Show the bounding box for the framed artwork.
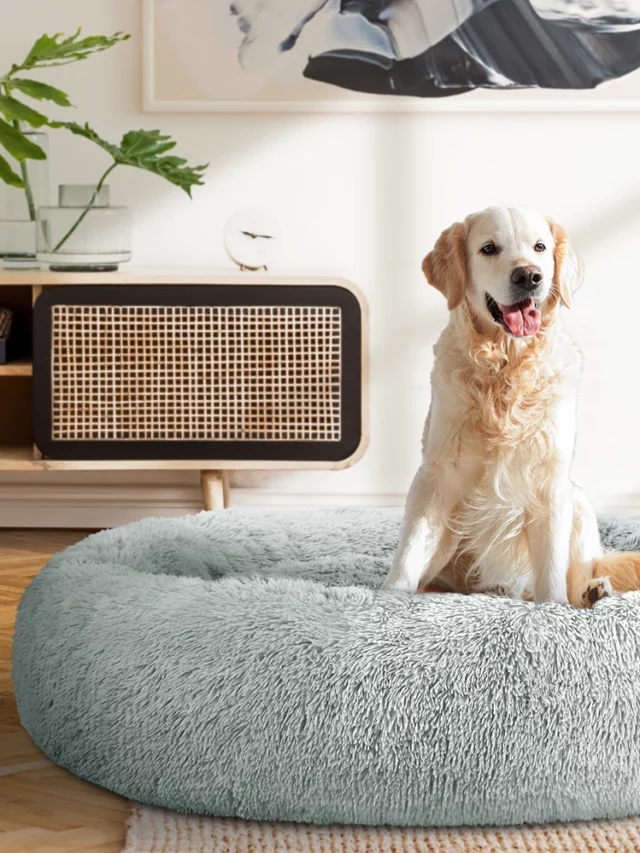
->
[143,0,640,112]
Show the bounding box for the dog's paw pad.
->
[484,585,509,598]
[581,577,613,608]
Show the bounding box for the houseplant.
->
[0,30,206,268]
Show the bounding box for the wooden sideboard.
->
[0,269,369,509]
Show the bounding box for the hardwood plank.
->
[0,585,22,602]
[0,730,46,766]
[10,771,129,815]
[0,792,125,832]
[0,760,52,776]
[0,530,128,852]
[0,605,16,630]
[0,826,124,853]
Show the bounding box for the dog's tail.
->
[592,552,640,593]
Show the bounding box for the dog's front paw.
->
[483,585,510,598]
[581,577,613,608]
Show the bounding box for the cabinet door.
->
[33,284,364,463]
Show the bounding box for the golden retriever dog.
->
[381,205,640,607]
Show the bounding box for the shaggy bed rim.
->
[12,508,640,828]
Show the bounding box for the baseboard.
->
[0,483,405,528]
[596,498,640,518]
[1,483,638,529]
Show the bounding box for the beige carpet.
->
[124,805,640,852]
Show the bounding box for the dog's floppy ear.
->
[422,221,467,311]
[546,218,584,310]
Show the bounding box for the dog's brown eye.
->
[534,242,546,252]
[481,243,497,255]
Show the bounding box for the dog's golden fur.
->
[383,206,640,606]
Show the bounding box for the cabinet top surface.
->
[0,268,355,287]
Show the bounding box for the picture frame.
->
[142,0,640,114]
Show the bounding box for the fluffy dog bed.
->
[12,509,640,827]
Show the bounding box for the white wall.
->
[3,0,640,525]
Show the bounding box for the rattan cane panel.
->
[51,304,342,442]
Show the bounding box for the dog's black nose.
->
[511,266,543,291]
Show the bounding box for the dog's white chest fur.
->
[422,319,582,589]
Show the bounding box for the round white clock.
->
[223,208,282,271]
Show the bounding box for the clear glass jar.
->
[37,184,132,271]
[0,131,49,268]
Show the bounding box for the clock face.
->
[223,208,281,270]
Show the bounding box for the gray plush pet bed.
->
[12,509,640,827]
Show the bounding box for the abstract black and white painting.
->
[145,0,640,110]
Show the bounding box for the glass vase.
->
[0,131,49,268]
[37,184,132,272]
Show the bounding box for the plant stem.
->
[52,161,117,252]
[18,158,36,220]
[3,83,36,221]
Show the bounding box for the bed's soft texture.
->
[12,509,640,827]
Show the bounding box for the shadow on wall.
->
[369,114,443,495]
[574,190,640,249]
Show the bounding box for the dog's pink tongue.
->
[499,297,541,337]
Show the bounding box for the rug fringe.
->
[123,804,640,853]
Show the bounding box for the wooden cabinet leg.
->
[222,472,231,508]
[201,470,230,511]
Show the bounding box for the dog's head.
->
[423,206,583,338]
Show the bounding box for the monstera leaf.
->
[0,30,129,190]
[0,27,207,226]
[16,29,129,71]
[8,79,72,107]
[0,94,48,128]
[60,123,207,196]
[0,153,24,187]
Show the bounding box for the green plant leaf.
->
[119,129,178,159]
[61,123,207,196]
[0,152,25,187]
[0,29,127,195]
[0,94,48,127]
[17,29,130,70]
[0,118,47,161]
[9,78,72,107]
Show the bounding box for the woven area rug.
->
[124,805,640,852]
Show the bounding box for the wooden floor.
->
[0,530,129,853]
